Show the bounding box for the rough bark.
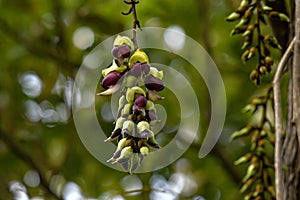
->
[282,0,300,199]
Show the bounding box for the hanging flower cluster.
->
[98,35,165,173]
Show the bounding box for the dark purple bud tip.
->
[145,75,164,91]
[131,62,150,77]
[108,128,122,141]
[134,95,148,108]
[141,62,150,74]
[111,46,119,58]
[118,45,131,58]
[101,71,122,89]
[131,63,142,76]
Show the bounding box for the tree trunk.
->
[282,0,300,199]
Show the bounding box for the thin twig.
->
[272,36,296,200]
[0,128,63,200]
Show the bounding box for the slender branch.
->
[272,36,296,200]
[0,128,63,200]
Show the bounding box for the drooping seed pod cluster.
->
[98,35,165,174]
[226,0,289,85]
[231,87,275,199]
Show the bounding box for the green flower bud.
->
[112,117,126,131]
[241,41,250,50]
[117,138,127,151]
[145,100,155,111]
[235,19,248,30]
[279,13,290,22]
[241,50,250,62]
[240,178,254,193]
[234,153,252,165]
[106,137,127,162]
[240,0,249,8]
[231,125,253,140]
[242,29,251,37]
[137,121,150,133]
[122,120,135,134]
[102,60,127,77]
[113,35,134,50]
[263,5,273,11]
[226,12,241,22]
[260,130,267,137]
[242,104,256,113]
[231,25,247,36]
[249,69,258,81]
[244,193,253,200]
[242,164,257,182]
[126,88,135,103]
[112,146,133,164]
[129,49,149,68]
[264,56,274,67]
[149,67,164,80]
[264,35,282,50]
[247,47,256,59]
[97,84,120,96]
[118,95,126,110]
[251,129,260,144]
[138,146,148,165]
[147,135,161,148]
[253,183,264,197]
[259,66,268,75]
[270,11,290,22]
[140,146,149,156]
[125,86,146,102]
[144,130,160,148]
[121,103,132,117]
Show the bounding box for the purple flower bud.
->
[131,62,150,76]
[111,46,119,58]
[131,63,142,76]
[145,74,164,91]
[101,71,122,89]
[147,90,164,101]
[134,95,148,108]
[139,130,151,139]
[104,128,122,142]
[146,110,158,121]
[118,45,131,58]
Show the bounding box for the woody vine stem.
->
[122,0,141,49]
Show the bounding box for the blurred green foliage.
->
[0,0,280,199]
